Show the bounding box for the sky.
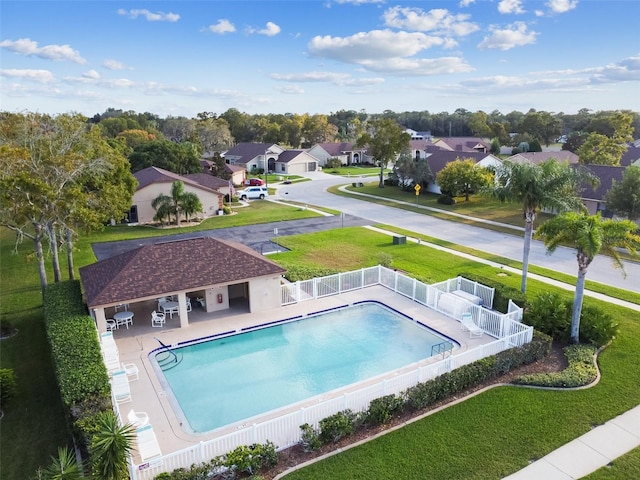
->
[1,0,639,118]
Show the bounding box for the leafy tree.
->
[90,412,136,480]
[391,151,416,190]
[159,116,196,143]
[115,129,156,151]
[436,159,493,201]
[302,114,337,146]
[129,139,201,174]
[196,116,233,152]
[355,118,411,188]
[604,165,640,220]
[0,112,136,292]
[520,110,562,146]
[562,131,588,153]
[468,111,492,137]
[152,181,203,226]
[414,158,434,189]
[490,138,501,155]
[577,112,634,165]
[535,212,640,343]
[486,159,596,293]
[528,139,542,152]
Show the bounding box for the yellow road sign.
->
[414,184,421,195]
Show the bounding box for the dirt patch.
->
[260,343,568,479]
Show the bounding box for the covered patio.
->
[79,236,286,334]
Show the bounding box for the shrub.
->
[514,344,598,388]
[0,368,18,406]
[524,293,618,346]
[299,423,321,452]
[224,441,278,476]
[437,194,455,205]
[365,394,404,427]
[326,158,342,169]
[319,410,356,444]
[524,291,570,340]
[406,331,551,410]
[281,264,339,282]
[377,252,393,268]
[384,177,398,186]
[223,205,231,215]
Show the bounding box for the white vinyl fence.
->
[128,266,531,479]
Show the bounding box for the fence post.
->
[361,267,365,289]
[199,440,205,463]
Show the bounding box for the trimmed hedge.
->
[299,331,552,451]
[0,368,18,406]
[43,280,111,452]
[457,272,527,313]
[513,344,598,388]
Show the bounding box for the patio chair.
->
[103,350,121,374]
[461,313,483,338]
[151,311,166,328]
[186,297,192,312]
[106,319,117,332]
[111,369,132,404]
[123,362,139,381]
[136,424,162,462]
[127,409,149,428]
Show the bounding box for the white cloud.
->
[382,6,480,36]
[247,22,281,36]
[459,0,475,6]
[82,69,100,79]
[547,0,579,14]
[360,56,474,76]
[589,55,640,83]
[0,68,56,83]
[332,0,385,5]
[0,38,86,64]
[271,71,385,86]
[207,19,236,34]
[477,22,538,50]
[498,0,525,14]
[117,9,180,22]
[103,59,128,71]
[277,85,305,94]
[309,30,452,63]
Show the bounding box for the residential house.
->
[273,150,318,175]
[507,151,579,165]
[307,142,366,167]
[403,128,432,141]
[408,139,436,161]
[222,143,284,173]
[621,145,640,167]
[130,167,225,224]
[433,137,490,154]
[424,150,502,194]
[200,157,246,186]
[576,164,626,215]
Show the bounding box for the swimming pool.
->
[152,301,457,434]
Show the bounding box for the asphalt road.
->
[93,171,640,295]
[277,172,640,294]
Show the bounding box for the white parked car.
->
[237,186,269,200]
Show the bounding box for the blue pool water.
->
[153,302,455,434]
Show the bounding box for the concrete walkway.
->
[504,406,640,479]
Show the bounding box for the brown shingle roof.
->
[79,237,286,308]
[134,166,223,196]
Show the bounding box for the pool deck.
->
[109,285,496,463]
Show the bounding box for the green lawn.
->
[272,228,640,479]
[323,166,387,177]
[2,194,639,479]
[0,200,321,479]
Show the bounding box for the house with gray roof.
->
[306,142,367,167]
[222,143,284,173]
[433,137,490,154]
[131,167,225,224]
[273,150,318,175]
[80,236,287,333]
[576,164,626,216]
[507,151,579,165]
[424,151,502,194]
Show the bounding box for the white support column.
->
[95,308,108,334]
[177,292,189,328]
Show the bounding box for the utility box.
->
[393,236,406,245]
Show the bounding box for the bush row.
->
[0,368,18,407]
[523,291,618,346]
[513,344,598,388]
[280,264,340,283]
[43,280,111,451]
[154,441,278,479]
[300,331,552,451]
[456,272,527,313]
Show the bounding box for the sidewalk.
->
[503,405,640,479]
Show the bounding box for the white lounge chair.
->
[127,409,149,428]
[151,311,166,328]
[461,313,483,338]
[136,425,162,462]
[123,362,139,381]
[111,370,132,404]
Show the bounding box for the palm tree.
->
[535,212,640,343]
[90,411,136,480]
[151,180,202,226]
[38,446,85,480]
[487,159,595,293]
